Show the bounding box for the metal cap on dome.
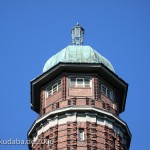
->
[71,23,84,45]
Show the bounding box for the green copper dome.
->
[43,23,114,73]
[43,45,115,73]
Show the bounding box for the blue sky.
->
[0,0,150,149]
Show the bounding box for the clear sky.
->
[0,0,150,149]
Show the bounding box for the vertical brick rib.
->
[49,125,58,150]
[40,90,44,117]
[67,122,77,150]
[86,122,97,150]
[94,75,99,100]
[62,73,67,100]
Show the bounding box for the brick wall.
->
[39,74,118,116]
[32,122,127,150]
[68,88,92,97]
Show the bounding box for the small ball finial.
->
[76,22,79,26]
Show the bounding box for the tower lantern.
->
[28,24,131,150]
[71,22,84,45]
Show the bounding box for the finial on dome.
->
[71,23,84,45]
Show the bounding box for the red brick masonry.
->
[32,122,127,150]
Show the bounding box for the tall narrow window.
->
[79,128,84,141]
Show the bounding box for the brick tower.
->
[28,23,131,150]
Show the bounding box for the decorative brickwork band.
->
[29,110,131,150]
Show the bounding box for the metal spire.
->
[71,23,84,45]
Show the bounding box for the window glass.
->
[53,84,57,94]
[107,88,112,99]
[101,85,107,95]
[48,90,52,97]
[70,77,91,88]
[46,80,61,98]
[58,81,61,90]
[100,83,113,100]
[70,78,76,87]
[79,128,84,141]
[77,78,84,87]
[84,78,90,87]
